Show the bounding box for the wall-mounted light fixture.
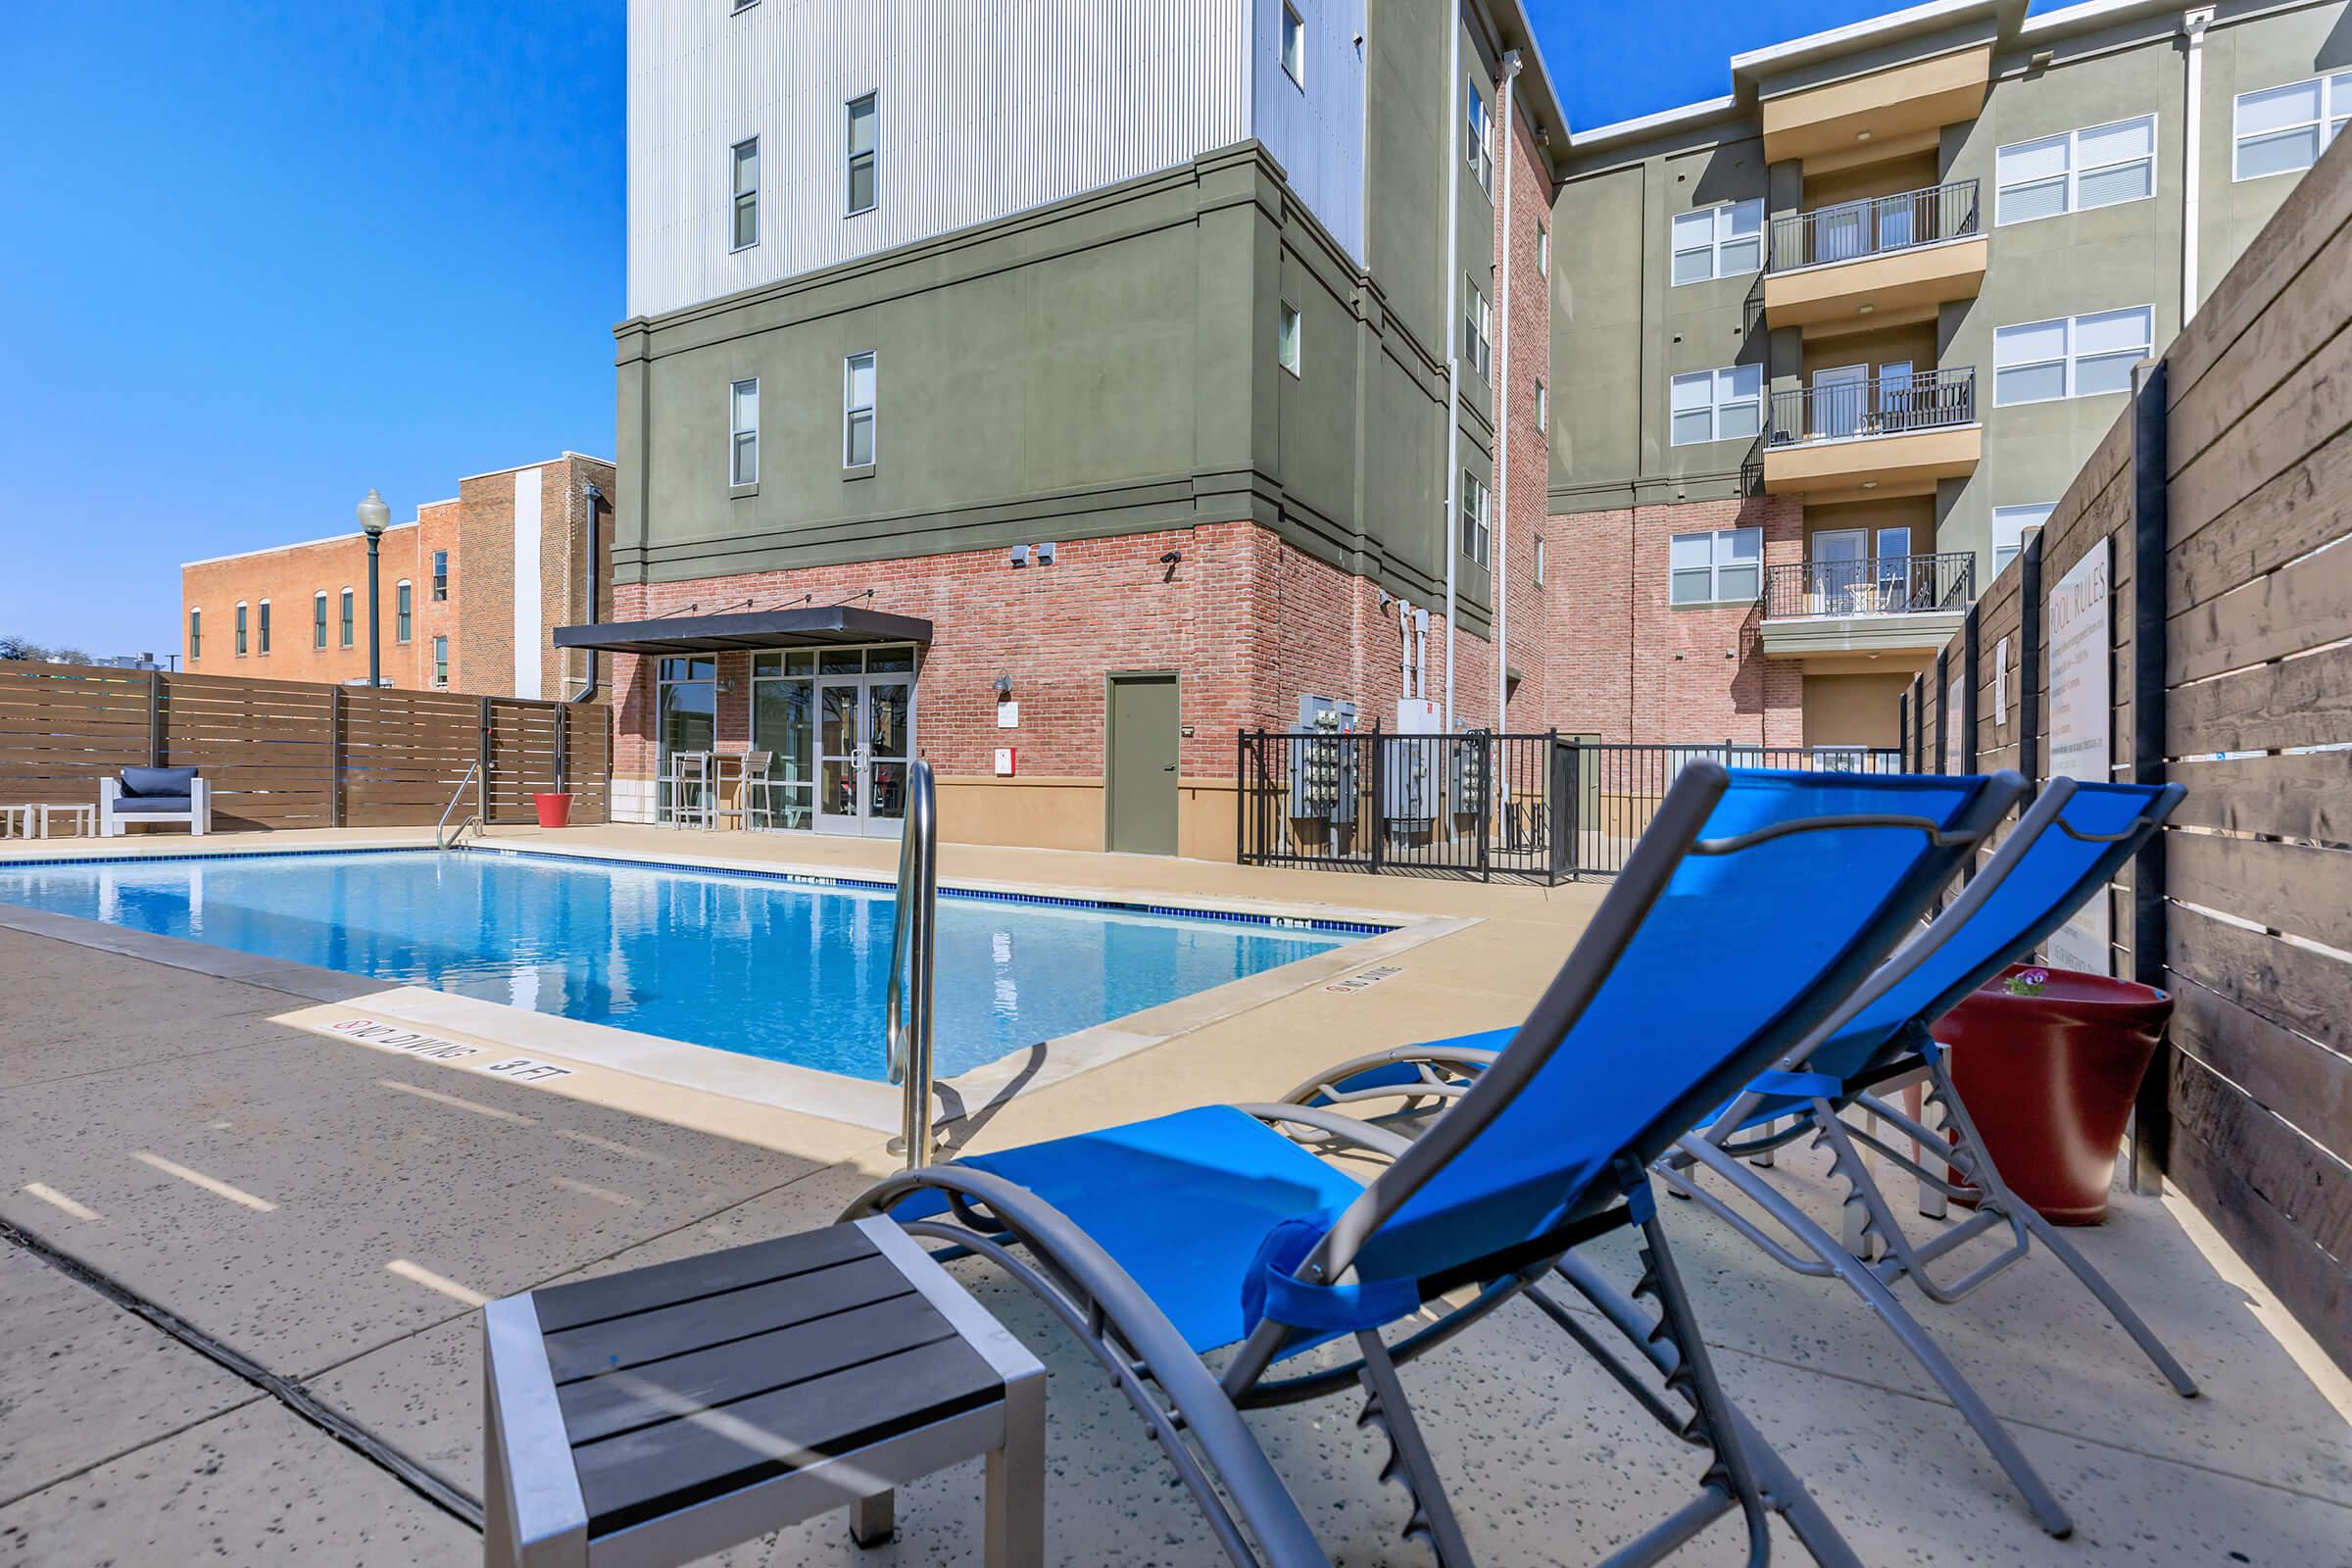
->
[1009,545,1030,567]
[1159,550,1181,583]
[994,673,1012,699]
[1036,541,1056,565]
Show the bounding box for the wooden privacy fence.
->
[0,662,611,832]
[1905,135,2352,1371]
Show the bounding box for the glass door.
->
[1810,528,1869,614]
[863,675,912,837]
[1812,365,1868,440]
[815,678,864,835]
[1876,525,1916,611]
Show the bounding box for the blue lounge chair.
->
[847,762,2024,1566]
[1297,777,2192,1540]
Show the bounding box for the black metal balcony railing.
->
[1768,367,1976,446]
[1763,552,1977,619]
[1767,179,1981,273]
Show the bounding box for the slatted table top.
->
[525,1221,1011,1541]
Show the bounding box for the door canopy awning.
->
[552,605,933,657]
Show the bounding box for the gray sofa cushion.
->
[121,766,197,798]
[114,795,195,814]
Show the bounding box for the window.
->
[729,137,760,251]
[1994,115,2155,224]
[235,602,248,656]
[846,92,878,215]
[1279,2,1304,87]
[1277,301,1301,376]
[1536,220,1549,277]
[432,636,449,687]
[1462,277,1492,380]
[1670,526,1762,606]
[1533,377,1547,430]
[844,351,876,466]
[1459,471,1491,565]
[1669,364,1762,445]
[1992,505,2052,573]
[1993,306,2152,405]
[1466,76,1493,194]
[339,588,354,647]
[257,599,271,655]
[188,609,201,662]
[729,377,759,484]
[396,580,413,643]
[313,592,327,650]
[2234,74,2352,180]
[1534,536,1545,586]
[1670,200,1763,284]
[432,549,448,601]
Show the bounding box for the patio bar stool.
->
[715,751,774,832]
[482,1217,1046,1568]
[666,751,715,830]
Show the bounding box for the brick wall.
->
[1496,98,1553,736]
[181,453,612,701]
[1539,493,1805,745]
[612,518,1471,785]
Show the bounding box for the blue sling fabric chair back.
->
[1336,769,2005,1296]
[1790,778,2182,1093]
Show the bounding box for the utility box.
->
[1384,700,1444,838]
[1290,696,1358,826]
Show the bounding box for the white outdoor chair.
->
[99,767,211,837]
[667,751,715,830]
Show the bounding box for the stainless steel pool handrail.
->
[436,760,482,850]
[884,759,940,1169]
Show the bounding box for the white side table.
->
[35,804,98,839]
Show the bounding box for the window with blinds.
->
[1995,115,2154,225]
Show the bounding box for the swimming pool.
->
[0,850,1369,1081]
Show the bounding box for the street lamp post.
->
[357,489,390,688]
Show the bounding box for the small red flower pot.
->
[1933,963,2173,1224]
[533,792,575,829]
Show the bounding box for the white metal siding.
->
[629,0,1274,319]
[1250,0,1366,262]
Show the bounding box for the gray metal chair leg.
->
[1356,1331,1476,1567]
[1681,1139,2076,1538]
[2012,1200,2199,1396]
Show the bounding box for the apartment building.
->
[573,0,1564,851]
[1544,0,2348,751]
[182,453,615,700]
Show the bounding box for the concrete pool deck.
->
[1,824,2348,1564]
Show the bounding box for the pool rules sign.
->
[2045,538,2113,974]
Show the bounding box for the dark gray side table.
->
[483,1216,1045,1567]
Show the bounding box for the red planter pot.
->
[533,792,575,829]
[1932,964,2173,1225]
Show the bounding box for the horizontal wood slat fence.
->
[0,663,610,832]
[1905,135,2352,1372]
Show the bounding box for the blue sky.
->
[0,3,2054,657]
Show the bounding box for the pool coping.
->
[0,840,1473,1134]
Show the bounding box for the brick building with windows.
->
[566,0,1567,853]
[181,453,614,701]
[1545,0,2350,752]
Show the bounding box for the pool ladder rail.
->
[884,759,940,1169]
[436,760,483,850]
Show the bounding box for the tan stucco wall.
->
[1803,670,1913,748]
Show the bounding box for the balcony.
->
[1764,180,1986,332]
[1761,367,1981,500]
[1759,551,1975,659]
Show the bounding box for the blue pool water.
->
[0,851,1364,1081]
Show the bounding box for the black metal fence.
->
[1767,178,1980,272]
[1762,550,1976,620]
[1237,733,1905,882]
[1237,730,1572,881]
